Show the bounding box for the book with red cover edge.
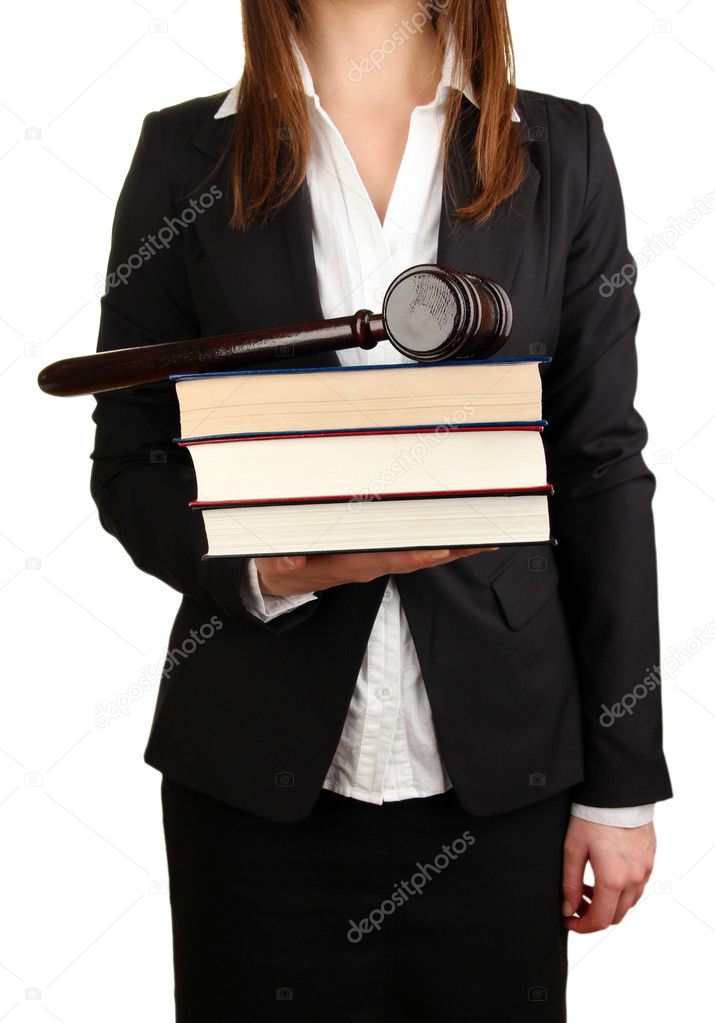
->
[190,485,555,510]
[178,423,545,447]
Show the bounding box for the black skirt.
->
[161,777,572,1022]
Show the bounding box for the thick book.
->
[173,357,553,556]
[192,488,554,558]
[172,357,549,439]
[179,424,548,504]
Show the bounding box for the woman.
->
[90,1,672,1019]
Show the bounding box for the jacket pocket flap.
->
[490,549,560,631]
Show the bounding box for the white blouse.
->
[215,36,653,828]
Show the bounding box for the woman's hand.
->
[254,547,498,597]
[561,817,656,933]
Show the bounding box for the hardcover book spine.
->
[178,423,545,447]
[190,485,555,510]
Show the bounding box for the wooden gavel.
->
[38,264,513,397]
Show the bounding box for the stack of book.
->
[172,357,554,558]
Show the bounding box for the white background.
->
[1,0,714,1019]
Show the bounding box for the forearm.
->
[91,435,254,623]
[550,479,670,806]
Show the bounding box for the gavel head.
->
[381,264,512,362]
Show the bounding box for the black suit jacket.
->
[90,87,673,822]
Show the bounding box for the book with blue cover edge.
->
[201,538,557,560]
[170,355,552,382]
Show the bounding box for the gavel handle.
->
[38,310,385,397]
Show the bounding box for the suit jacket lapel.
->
[437,94,541,295]
[191,110,339,368]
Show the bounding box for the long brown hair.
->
[227,0,525,231]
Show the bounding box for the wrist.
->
[255,563,278,597]
[256,558,314,599]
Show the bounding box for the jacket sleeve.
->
[89,110,323,632]
[542,103,673,807]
